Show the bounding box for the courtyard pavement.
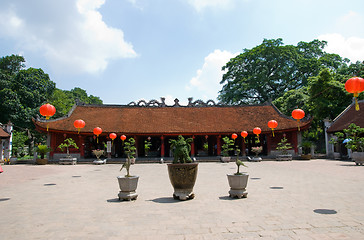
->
[0,159,363,240]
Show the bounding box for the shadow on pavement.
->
[148,197,180,203]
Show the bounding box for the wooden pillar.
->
[292,131,298,154]
[134,135,138,157]
[79,135,85,158]
[216,135,221,156]
[50,132,56,159]
[242,139,246,156]
[191,135,195,157]
[266,133,271,155]
[160,135,165,157]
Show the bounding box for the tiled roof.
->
[0,128,10,138]
[327,100,364,133]
[33,102,311,135]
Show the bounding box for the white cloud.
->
[186,49,238,100]
[187,0,235,12]
[0,0,137,74]
[318,33,364,62]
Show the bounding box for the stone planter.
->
[276,154,292,161]
[352,152,364,166]
[221,156,231,163]
[300,154,311,160]
[167,163,198,200]
[93,159,107,165]
[117,176,139,201]
[10,157,18,164]
[250,156,262,162]
[36,158,48,165]
[227,173,249,198]
[59,157,77,165]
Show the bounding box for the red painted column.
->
[217,135,221,156]
[191,135,195,157]
[79,135,85,158]
[266,134,271,155]
[242,139,246,156]
[292,131,298,154]
[160,135,165,157]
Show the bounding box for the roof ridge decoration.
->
[127,97,222,107]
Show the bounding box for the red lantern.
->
[93,127,102,143]
[231,133,238,140]
[39,103,56,131]
[109,133,117,140]
[292,109,305,131]
[241,131,248,143]
[109,133,117,146]
[73,119,85,134]
[345,77,364,111]
[253,127,261,143]
[120,135,126,141]
[268,120,278,137]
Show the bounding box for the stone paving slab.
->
[0,159,363,240]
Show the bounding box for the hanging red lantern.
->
[241,131,248,143]
[292,109,305,131]
[109,133,117,146]
[268,120,278,137]
[253,127,261,143]
[345,77,364,111]
[120,135,126,141]
[73,119,85,134]
[93,127,102,143]
[39,103,56,131]
[231,133,238,140]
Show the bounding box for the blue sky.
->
[1,0,364,105]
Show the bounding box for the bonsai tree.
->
[300,141,312,155]
[234,147,247,175]
[251,146,262,157]
[36,144,51,159]
[276,137,292,155]
[120,137,136,177]
[330,123,364,152]
[144,138,152,156]
[92,149,105,161]
[221,136,234,157]
[58,138,79,158]
[169,135,193,163]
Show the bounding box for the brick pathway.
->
[0,160,363,239]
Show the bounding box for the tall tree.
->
[218,39,347,104]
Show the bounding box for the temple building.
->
[33,98,311,161]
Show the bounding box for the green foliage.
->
[273,88,309,115]
[221,136,234,157]
[36,144,51,159]
[300,141,312,154]
[330,123,364,152]
[276,137,292,155]
[307,69,352,121]
[144,139,152,156]
[219,39,347,104]
[121,138,137,177]
[12,130,29,156]
[169,135,193,164]
[50,87,103,118]
[58,138,79,157]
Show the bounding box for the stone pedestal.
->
[59,158,77,165]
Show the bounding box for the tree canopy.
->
[218,38,349,104]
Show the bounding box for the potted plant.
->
[227,147,248,198]
[92,149,106,164]
[168,135,198,200]
[300,141,312,160]
[117,137,139,201]
[330,123,364,166]
[251,146,263,161]
[36,144,51,165]
[276,137,292,161]
[58,138,79,165]
[221,136,234,162]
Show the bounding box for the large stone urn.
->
[167,163,198,200]
[227,173,249,198]
[117,176,139,201]
[352,152,364,166]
